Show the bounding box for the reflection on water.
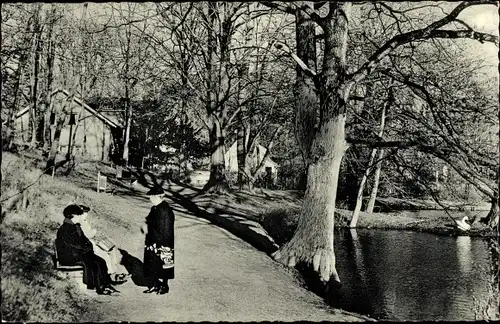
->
[332,229,493,321]
[456,236,472,273]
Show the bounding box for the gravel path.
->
[82,192,366,322]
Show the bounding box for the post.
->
[66,123,73,160]
[97,171,100,192]
[22,190,28,209]
[435,169,439,189]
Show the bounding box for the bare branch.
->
[259,1,296,15]
[347,1,499,85]
[274,41,318,77]
[291,2,324,24]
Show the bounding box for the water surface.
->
[333,229,495,321]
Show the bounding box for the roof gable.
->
[14,89,123,129]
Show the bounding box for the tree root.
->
[272,243,340,283]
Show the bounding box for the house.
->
[225,141,279,183]
[14,89,123,161]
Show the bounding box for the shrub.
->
[259,206,351,246]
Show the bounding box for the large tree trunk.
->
[273,115,348,284]
[294,1,318,163]
[366,148,385,213]
[273,2,352,293]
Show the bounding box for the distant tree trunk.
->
[350,148,377,227]
[122,90,132,167]
[45,116,66,173]
[180,50,190,177]
[122,23,132,167]
[351,91,389,225]
[30,5,43,148]
[248,126,282,190]
[204,117,229,191]
[101,127,106,161]
[237,62,250,190]
[45,94,74,173]
[43,25,56,153]
[366,148,384,213]
[237,124,249,189]
[481,194,499,228]
[203,1,229,192]
[68,85,86,165]
[3,55,27,150]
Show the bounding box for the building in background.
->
[14,89,123,162]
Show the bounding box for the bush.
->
[259,206,351,246]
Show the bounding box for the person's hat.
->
[63,204,89,218]
[146,186,165,196]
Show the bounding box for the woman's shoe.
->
[97,287,116,295]
[143,286,160,294]
[157,284,169,295]
[105,285,120,293]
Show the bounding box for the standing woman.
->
[141,187,175,295]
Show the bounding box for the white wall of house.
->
[224,141,279,177]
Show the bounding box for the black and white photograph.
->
[1,1,499,322]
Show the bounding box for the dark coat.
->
[56,219,94,265]
[56,219,109,290]
[143,201,175,280]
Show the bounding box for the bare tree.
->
[261,1,498,290]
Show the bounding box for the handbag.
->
[146,243,174,269]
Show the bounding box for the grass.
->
[0,152,133,322]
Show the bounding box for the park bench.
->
[52,241,84,273]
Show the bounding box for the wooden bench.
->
[52,242,84,272]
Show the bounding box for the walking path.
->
[78,189,367,322]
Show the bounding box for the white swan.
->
[456,216,471,231]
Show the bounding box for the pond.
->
[332,229,497,321]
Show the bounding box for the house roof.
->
[14,89,123,129]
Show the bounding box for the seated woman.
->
[78,206,129,283]
[55,204,119,295]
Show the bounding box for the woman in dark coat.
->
[56,204,119,295]
[141,187,175,295]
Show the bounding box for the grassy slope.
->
[1,153,134,322]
